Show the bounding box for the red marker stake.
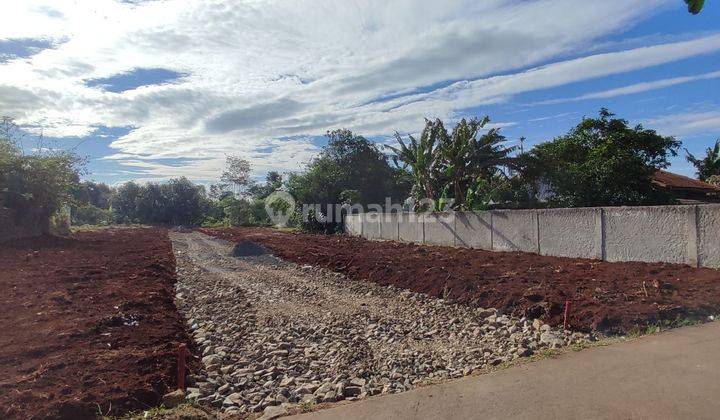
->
[177,343,187,391]
[563,300,572,331]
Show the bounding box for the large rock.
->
[260,405,288,420]
[161,389,185,408]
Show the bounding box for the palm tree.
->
[387,119,446,206]
[389,117,515,210]
[438,118,516,210]
[686,139,720,181]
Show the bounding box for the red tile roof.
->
[652,170,720,192]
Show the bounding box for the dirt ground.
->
[200,227,720,334]
[0,228,195,419]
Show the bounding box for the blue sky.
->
[1,0,719,185]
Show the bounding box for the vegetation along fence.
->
[344,204,720,268]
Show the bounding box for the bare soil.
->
[0,228,195,419]
[200,227,720,334]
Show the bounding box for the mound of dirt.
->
[0,227,197,419]
[200,227,720,334]
[232,240,269,257]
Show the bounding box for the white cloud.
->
[645,111,720,137]
[5,0,718,182]
[537,70,720,104]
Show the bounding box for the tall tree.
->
[220,155,252,194]
[287,129,410,231]
[686,139,720,181]
[388,119,445,206]
[526,109,680,207]
[0,117,83,233]
[389,117,514,210]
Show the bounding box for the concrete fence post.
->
[594,208,605,261]
[687,205,699,268]
[535,211,541,254]
[489,212,494,251]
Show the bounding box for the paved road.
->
[292,321,720,419]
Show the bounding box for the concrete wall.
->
[698,205,720,268]
[345,204,720,268]
[344,214,362,237]
[538,208,601,259]
[399,213,424,243]
[603,206,691,265]
[423,213,456,246]
[379,212,400,241]
[491,209,538,253]
[455,212,492,249]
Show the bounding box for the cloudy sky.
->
[1,0,719,184]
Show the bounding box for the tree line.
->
[2,110,719,234]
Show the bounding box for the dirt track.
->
[200,227,720,333]
[171,231,587,414]
[0,228,193,419]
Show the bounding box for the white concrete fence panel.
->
[344,204,720,268]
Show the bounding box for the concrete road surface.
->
[291,321,720,419]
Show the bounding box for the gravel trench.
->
[170,231,592,416]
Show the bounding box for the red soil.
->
[0,228,195,419]
[200,227,720,334]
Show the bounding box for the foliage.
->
[220,155,252,194]
[389,117,515,210]
[72,204,113,225]
[111,177,208,225]
[686,139,720,182]
[71,181,112,209]
[524,109,680,207]
[685,0,705,14]
[387,119,444,206]
[0,117,84,233]
[287,129,410,232]
[248,171,282,199]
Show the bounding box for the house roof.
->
[652,169,720,193]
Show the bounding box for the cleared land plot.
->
[0,228,193,419]
[200,227,720,334]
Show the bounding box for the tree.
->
[685,0,705,14]
[686,139,720,181]
[438,118,515,210]
[111,181,142,223]
[387,119,444,206]
[0,117,83,233]
[160,177,208,225]
[525,109,680,207]
[72,181,112,208]
[389,117,515,210]
[220,155,252,194]
[287,129,410,231]
[248,171,282,199]
[111,178,209,225]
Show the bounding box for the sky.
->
[0,0,719,185]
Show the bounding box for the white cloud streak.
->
[538,70,720,104]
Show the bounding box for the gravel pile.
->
[170,231,593,416]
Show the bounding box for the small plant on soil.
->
[299,400,316,413]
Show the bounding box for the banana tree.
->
[686,139,720,181]
[387,119,446,208]
[437,118,516,210]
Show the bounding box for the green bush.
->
[71,204,113,226]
